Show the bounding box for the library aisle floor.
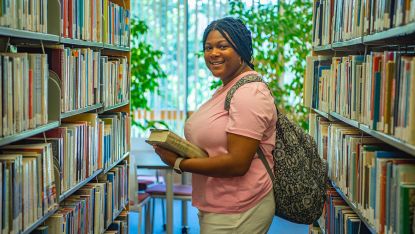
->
[129,199,309,233]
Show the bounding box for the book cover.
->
[146,129,208,159]
[399,183,415,234]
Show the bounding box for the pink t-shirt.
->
[184,71,277,213]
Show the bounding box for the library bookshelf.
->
[307,1,415,233]
[0,0,131,233]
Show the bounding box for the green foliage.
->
[130,19,167,129]
[131,118,170,131]
[226,0,312,130]
[210,79,222,90]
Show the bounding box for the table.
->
[132,150,174,234]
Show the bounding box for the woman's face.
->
[204,30,243,84]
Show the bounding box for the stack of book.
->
[45,160,128,233]
[101,56,129,108]
[0,143,57,233]
[0,53,49,137]
[312,0,415,46]
[100,112,130,170]
[305,53,415,145]
[60,0,130,47]
[309,114,415,233]
[0,0,48,33]
[320,187,372,234]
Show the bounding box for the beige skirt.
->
[198,190,275,234]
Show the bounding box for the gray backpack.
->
[225,74,328,224]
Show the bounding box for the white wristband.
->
[173,157,184,174]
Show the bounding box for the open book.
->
[146,129,208,158]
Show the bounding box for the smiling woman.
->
[202,18,255,85]
[153,17,277,234]
[203,30,250,85]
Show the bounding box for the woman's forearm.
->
[179,153,252,177]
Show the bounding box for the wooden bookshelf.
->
[312,109,415,157]
[309,3,415,231]
[0,0,131,232]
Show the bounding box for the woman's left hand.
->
[153,145,179,167]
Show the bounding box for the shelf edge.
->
[331,181,377,234]
[0,121,60,147]
[61,103,103,119]
[22,205,59,234]
[359,124,415,156]
[101,101,129,113]
[104,152,130,174]
[59,169,104,202]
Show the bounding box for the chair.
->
[138,178,156,191]
[137,171,165,191]
[146,183,192,233]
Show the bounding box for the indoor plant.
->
[130,19,168,130]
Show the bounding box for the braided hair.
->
[202,17,255,70]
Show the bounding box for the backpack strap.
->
[256,148,276,181]
[224,74,263,111]
[224,74,276,181]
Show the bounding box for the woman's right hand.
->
[153,145,180,167]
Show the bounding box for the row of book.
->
[0,143,128,234]
[0,48,130,137]
[0,53,49,138]
[100,55,129,109]
[0,0,48,33]
[103,211,128,234]
[44,162,128,234]
[0,142,57,233]
[23,45,130,114]
[101,112,130,170]
[32,211,127,234]
[0,111,129,234]
[97,163,128,227]
[61,0,130,47]
[312,0,415,46]
[36,113,102,195]
[309,115,415,234]
[0,0,130,48]
[305,52,415,145]
[317,187,373,234]
[49,46,103,113]
[35,112,129,195]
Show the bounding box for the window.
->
[131,0,228,136]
